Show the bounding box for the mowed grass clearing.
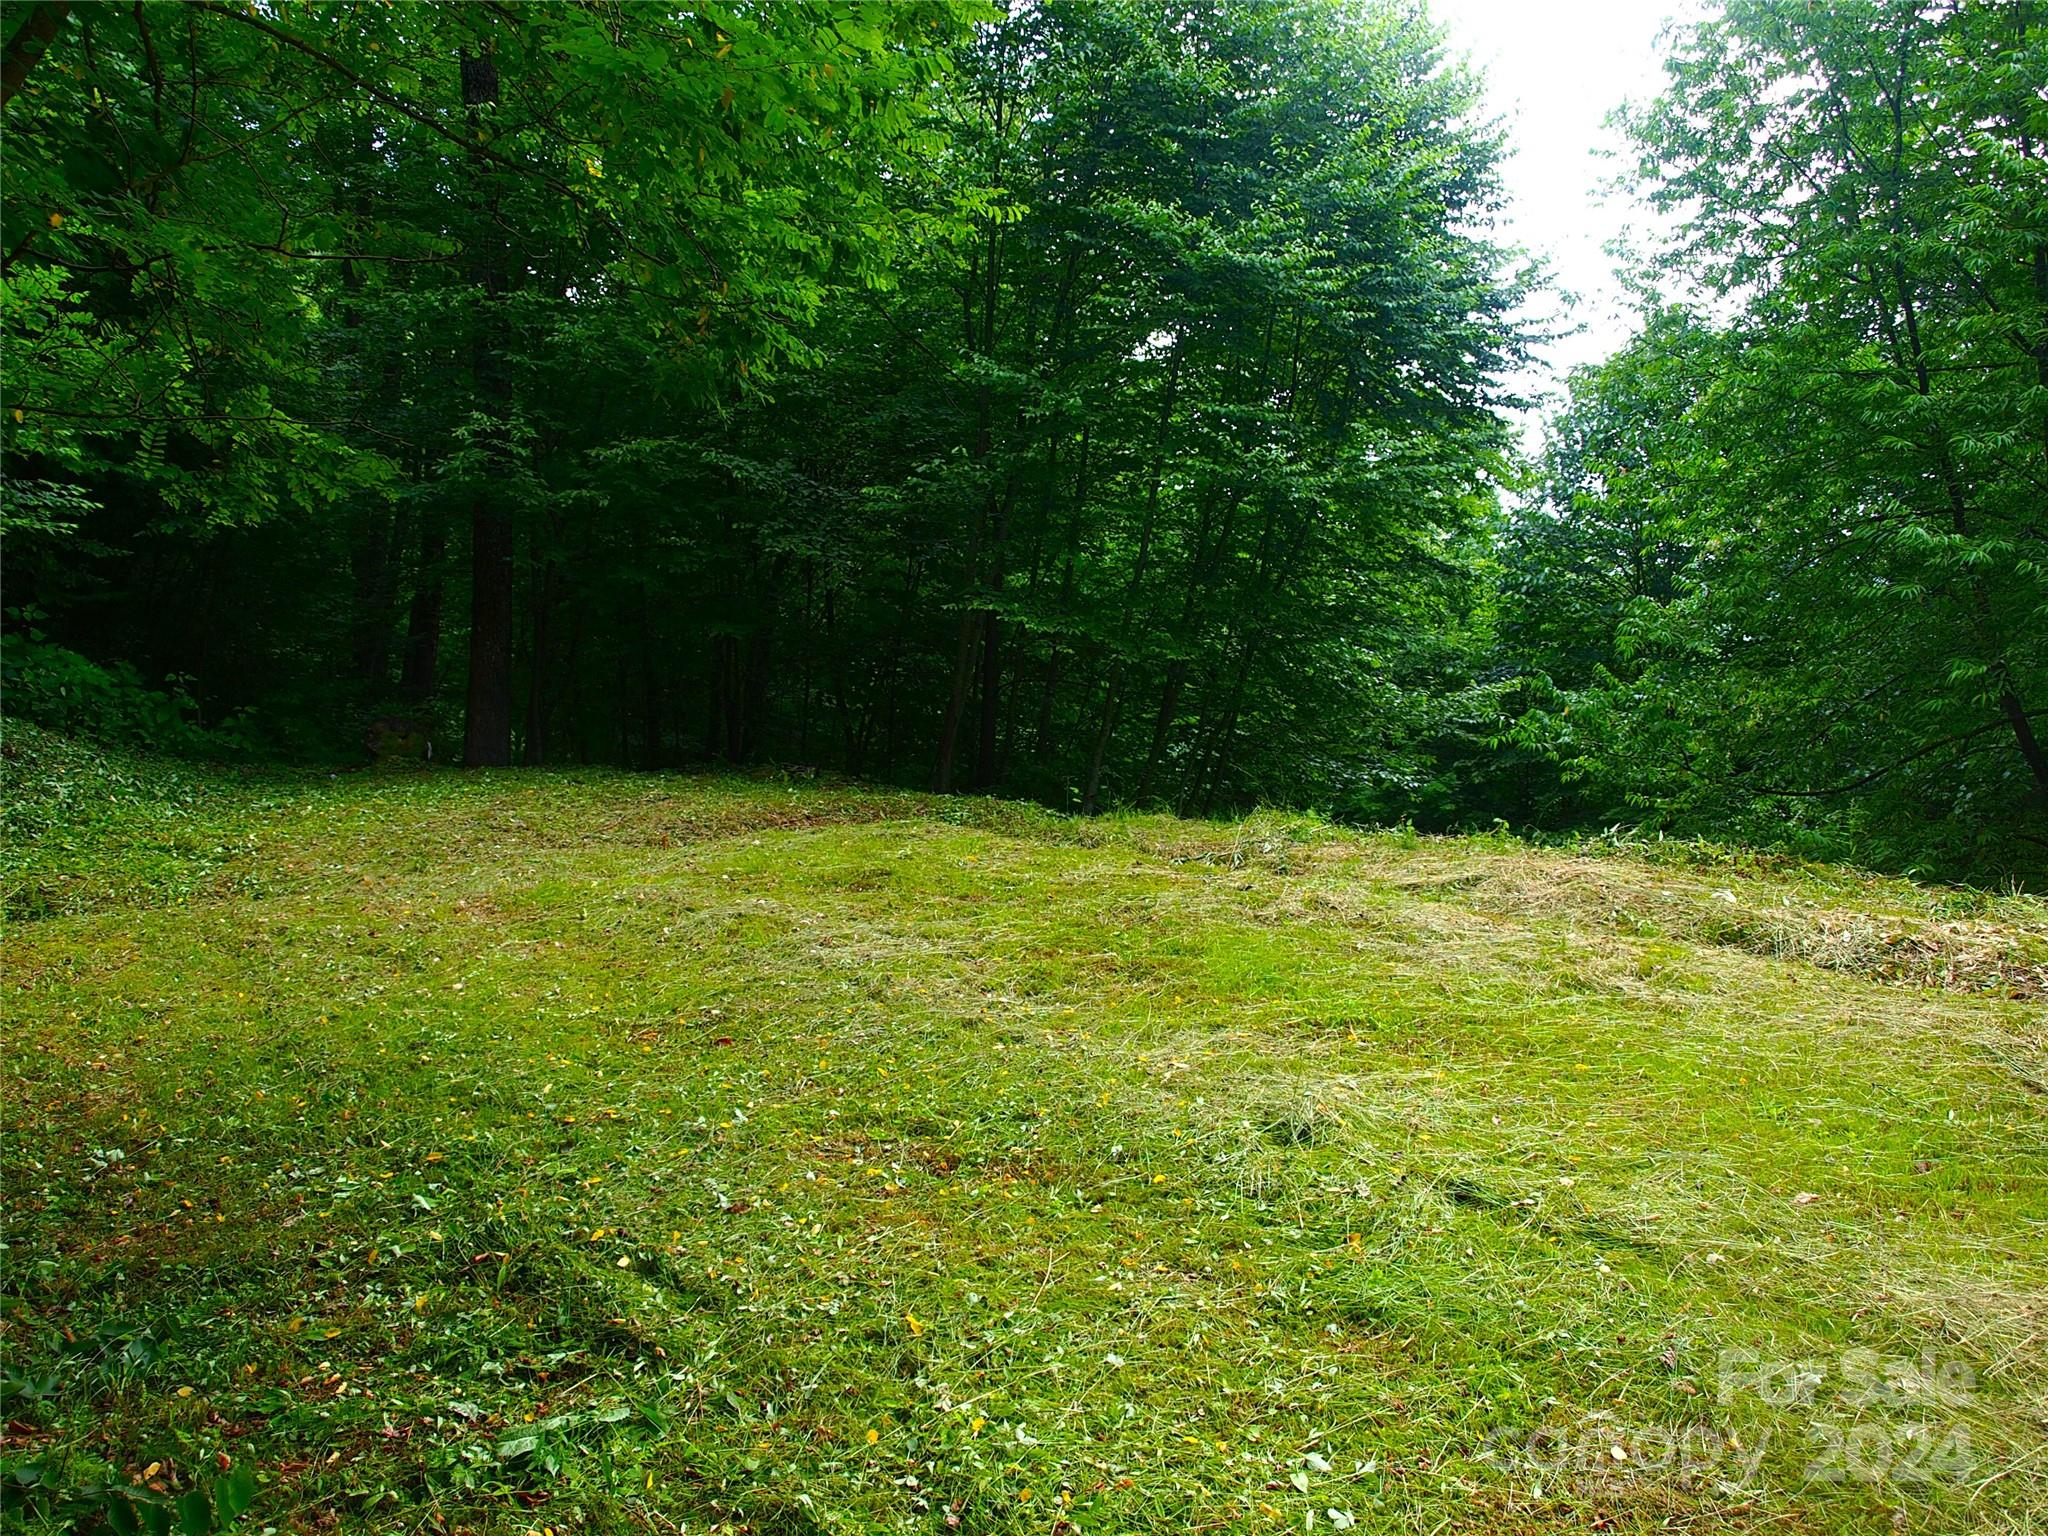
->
[3,740,2045,1534]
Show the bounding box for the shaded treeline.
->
[6,0,2043,881]
[2,0,1522,821]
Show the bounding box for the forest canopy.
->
[3,0,2044,885]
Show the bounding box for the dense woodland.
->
[3,0,2044,884]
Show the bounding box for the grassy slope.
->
[3,733,2045,1535]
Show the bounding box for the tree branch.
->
[1734,715,2030,799]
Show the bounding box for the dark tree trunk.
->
[643,670,665,769]
[637,589,664,770]
[466,505,515,764]
[825,588,862,770]
[1079,350,1181,815]
[703,639,724,761]
[744,624,771,761]
[349,510,396,685]
[615,659,633,762]
[975,609,1001,789]
[1033,649,1063,760]
[562,607,586,762]
[2000,683,2048,802]
[1081,670,1118,815]
[881,563,920,777]
[933,612,980,792]
[798,562,815,761]
[1137,659,1188,805]
[336,156,398,693]
[459,45,514,767]
[1141,491,1233,802]
[400,515,445,703]
[1195,642,1258,815]
[999,626,1032,771]
[970,473,1017,791]
[523,562,557,765]
[1034,428,1089,763]
[716,633,747,763]
[1188,506,1306,813]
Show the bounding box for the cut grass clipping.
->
[4,733,2044,1534]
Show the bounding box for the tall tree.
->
[4,0,974,754]
[1502,0,2048,879]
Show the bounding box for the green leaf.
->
[214,1467,257,1524]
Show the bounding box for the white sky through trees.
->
[1428,0,1688,415]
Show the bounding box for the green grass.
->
[4,729,2045,1534]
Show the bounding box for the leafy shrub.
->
[1,619,256,756]
[2,1456,258,1536]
